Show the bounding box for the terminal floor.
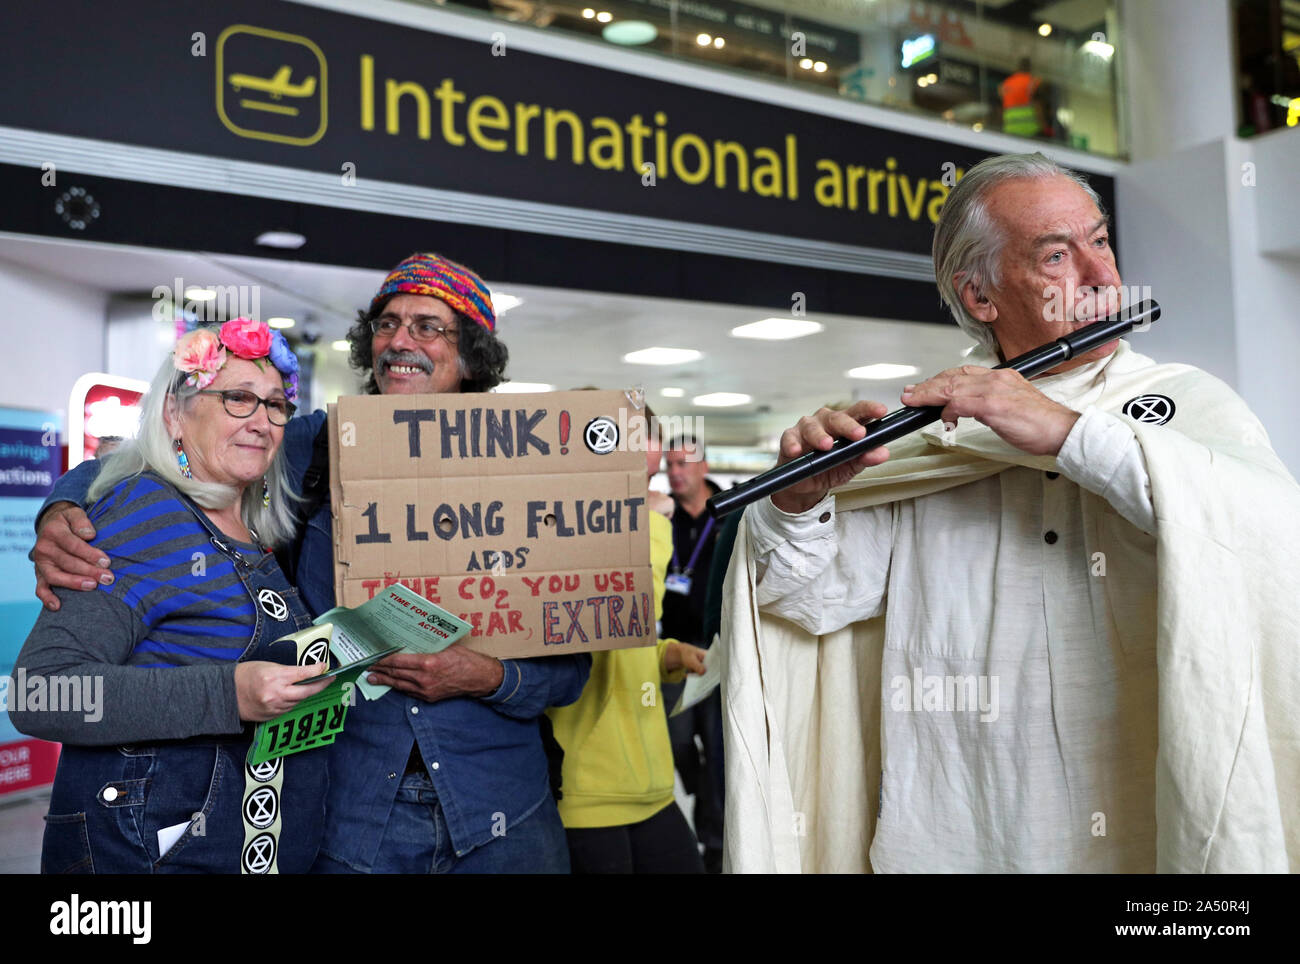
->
[0,790,46,874]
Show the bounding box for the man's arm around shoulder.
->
[32,458,111,610]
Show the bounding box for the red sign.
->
[68,372,148,464]
[0,739,60,796]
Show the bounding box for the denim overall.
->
[42,493,329,874]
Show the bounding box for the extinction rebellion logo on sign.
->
[215,24,327,146]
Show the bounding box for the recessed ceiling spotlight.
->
[693,392,751,407]
[660,387,685,398]
[331,340,350,352]
[184,287,216,301]
[697,33,712,46]
[267,317,295,329]
[623,347,702,365]
[1038,23,1052,37]
[255,231,307,249]
[846,363,921,379]
[730,318,824,340]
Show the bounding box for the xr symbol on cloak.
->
[244,787,279,829]
[584,417,619,455]
[243,833,277,874]
[258,588,289,621]
[1122,394,1175,425]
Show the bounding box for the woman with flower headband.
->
[12,318,333,874]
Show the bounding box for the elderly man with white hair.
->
[722,152,1300,874]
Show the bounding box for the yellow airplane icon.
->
[216,24,328,145]
[228,65,317,100]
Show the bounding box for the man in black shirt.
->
[659,434,724,872]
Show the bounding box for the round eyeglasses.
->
[195,389,296,425]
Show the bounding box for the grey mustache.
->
[378,349,432,374]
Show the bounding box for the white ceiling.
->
[0,233,974,458]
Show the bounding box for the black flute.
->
[707,300,1161,519]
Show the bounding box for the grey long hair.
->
[87,341,298,546]
[932,152,1107,358]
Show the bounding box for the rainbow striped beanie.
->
[370,253,497,333]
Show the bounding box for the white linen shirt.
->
[748,405,1162,872]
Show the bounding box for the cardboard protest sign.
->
[329,391,655,658]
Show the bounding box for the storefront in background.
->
[435,0,1127,156]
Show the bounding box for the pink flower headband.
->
[173,318,300,402]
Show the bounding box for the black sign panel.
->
[0,0,1114,258]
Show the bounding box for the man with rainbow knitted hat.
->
[33,252,591,874]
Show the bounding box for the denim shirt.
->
[43,411,591,867]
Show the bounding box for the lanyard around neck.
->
[670,515,715,576]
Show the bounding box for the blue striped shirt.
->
[88,475,257,668]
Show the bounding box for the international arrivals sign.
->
[0,0,1113,256]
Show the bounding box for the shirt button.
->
[431,762,440,770]
[1045,471,1060,480]
[410,706,419,715]
[102,786,119,802]
[387,772,397,780]
[1044,530,1059,544]
[818,512,831,523]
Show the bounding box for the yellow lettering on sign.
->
[814,158,843,208]
[467,95,509,152]
[386,79,432,140]
[545,108,584,164]
[671,133,710,185]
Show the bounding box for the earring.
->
[262,477,271,509]
[174,438,192,479]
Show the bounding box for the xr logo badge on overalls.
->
[1122,394,1175,425]
[258,588,289,621]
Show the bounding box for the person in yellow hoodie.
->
[547,406,708,873]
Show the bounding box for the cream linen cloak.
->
[720,341,1300,873]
